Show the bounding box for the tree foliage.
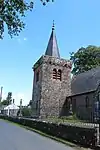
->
[0,0,33,39]
[70,45,100,75]
[0,0,54,39]
[1,92,12,105]
[27,100,32,107]
[0,92,12,105]
[0,99,9,105]
[21,107,32,117]
[40,0,54,5]
[6,92,12,104]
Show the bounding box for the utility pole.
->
[0,86,3,103]
[19,99,22,117]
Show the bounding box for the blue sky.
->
[1,0,100,105]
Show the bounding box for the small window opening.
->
[36,71,39,82]
[57,69,62,81]
[53,69,57,79]
[36,101,38,110]
[86,96,89,108]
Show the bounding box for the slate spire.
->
[45,21,60,58]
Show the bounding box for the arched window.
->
[53,69,57,79]
[36,71,39,82]
[86,96,89,108]
[36,101,38,110]
[57,69,62,81]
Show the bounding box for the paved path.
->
[0,119,76,150]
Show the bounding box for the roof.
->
[4,103,19,110]
[71,66,100,96]
[45,22,60,58]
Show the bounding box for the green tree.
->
[0,99,9,105]
[41,0,54,5]
[6,92,12,104]
[0,0,54,39]
[27,100,32,107]
[0,92,12,106]
[21,107,32,117]
[70,45,100,75]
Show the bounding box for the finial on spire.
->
[52,20,55,31]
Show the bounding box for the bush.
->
[17,107,32,117]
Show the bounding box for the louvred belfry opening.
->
[53,69,57,79]
[57,69,62,81]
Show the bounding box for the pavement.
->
[0,119,77,150]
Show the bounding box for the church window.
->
[57,69,62,81]
[49,61,52,64]
[36,71,39,82]
[85,96,89,108]
[73,99,76,112]
[36,101,38,109]
[53,69,57,79]
[98,92,100,101]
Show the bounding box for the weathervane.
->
[52,20,55,30]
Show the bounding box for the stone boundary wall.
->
[0,115,99,147]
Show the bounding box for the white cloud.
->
[23,37,27,41]
[17,37,27,43]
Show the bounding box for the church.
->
[32,22,100,121]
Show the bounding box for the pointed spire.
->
[45,21,60,58]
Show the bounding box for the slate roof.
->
[71,66,100,96]
[45,22,60,58]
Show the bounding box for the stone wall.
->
[1,116,99,147]
[71,92,95,121]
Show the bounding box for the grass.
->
[1,119,93,150]
[42,115,88,124]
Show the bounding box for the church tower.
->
[32,22,72,118]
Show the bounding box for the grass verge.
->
[1,119,92,150]
[43,115,88,124]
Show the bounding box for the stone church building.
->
[32,23,100,121]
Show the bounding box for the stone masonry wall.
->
[32,56,43,116]
[71,92,95,121]
[40,55,72,117]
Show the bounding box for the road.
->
[0,119,76,150]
